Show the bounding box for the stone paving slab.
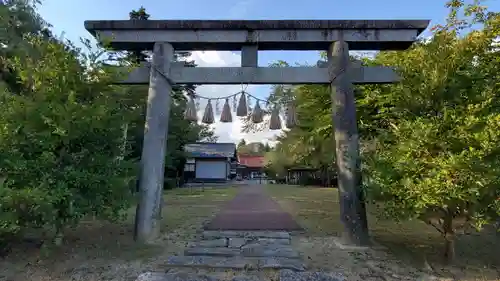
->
[228,237,248,248]
[136,269,344,281]
[241,246,300,259]
[167,256,257,270]
[166,256,306,271]
[241,241,291,251]
[184,245,299,259]
[279,269,345,281]
[136,272,173,281]
[254,238,291,245]
[195,236,291,249]
[137,271,217,281]
[184,247,241,257]
[188,238,228,248]
[257,257,306,271]
[231,275,261,281]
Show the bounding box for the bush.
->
[0,35,137,248]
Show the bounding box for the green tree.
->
[0,34,137,250]
[363,1,500,262]
[237,138,247,148]
[264,143,271,152]
[264,81,337,182]
[0,0,55,94]
[237,141,268,156]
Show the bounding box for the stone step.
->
[167,255,257,270]
[280,269,345,281]
[184,245,300,259]
[136,270,344,281]
[202,230,290,240]
[187,238,228,248]
[166,255,306,271]
[136,271,216,281]
[184,247,240,257]
[228,236,291,248]
[136,271,265,281]
[258,257,306,271]
[188,236,291,249]
[241,246,300,259]
[254,237,291,245]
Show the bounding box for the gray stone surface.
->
[165,231,306,274]
[166,255,306,271]
[165,271,218,281]
[136,272,170,281]
[258,257,306,271]
[279,269,345,281]
[118,64,400,85]
[188,238,227,248]
[137,270,346,281]
[85,19,430,31]
[167,256,258,269]
[416,274,440,281]
[242,245,300,259]
[231,275,261,281]
[184,247,240,257]
[242,241,289,250]
[85,19,429,51]
[228,237,249,248]
[257,238,290,245]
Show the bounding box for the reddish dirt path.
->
[204,185,303,231]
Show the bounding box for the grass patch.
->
[0,186,239,281]
[265,184,500,280]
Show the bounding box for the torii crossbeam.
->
[85,19,429,246]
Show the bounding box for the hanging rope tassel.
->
[202,100,215,124]
[220,98,233,123]
[251,101,264,124]
[184,95,198,122]
[269,106,282,130]
[236,92,248,117]
[285,102,298,128]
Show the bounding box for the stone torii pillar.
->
[329,41,369,245]
[135,42,174,242]
[84,19,430,245]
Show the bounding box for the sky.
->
[37,0,499,144]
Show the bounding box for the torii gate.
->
[84,19,429,246]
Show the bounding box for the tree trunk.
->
[443,214,456,263]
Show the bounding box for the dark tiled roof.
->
[184,142,236,158]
